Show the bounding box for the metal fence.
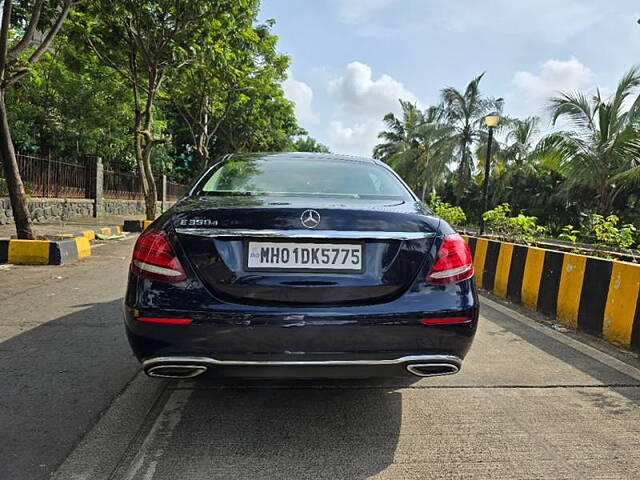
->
[0,153,89,198]
[167,181,188,200]
[1,153,187,201]
[103,169,144,200]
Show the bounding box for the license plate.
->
[246,241,363,272]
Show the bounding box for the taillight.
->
[426,233,473,284]
[131,229,186,282]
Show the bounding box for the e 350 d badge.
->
[179,219,218,227]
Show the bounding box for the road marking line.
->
[480,295,640,382]
[121,389,192,480]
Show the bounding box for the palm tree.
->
[545,66,640,214]
[374,101,454,200]
[501,116,542,212]
[441,73,502,199]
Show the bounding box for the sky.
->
[259,0,640,156]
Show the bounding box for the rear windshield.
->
[197,157,413,200]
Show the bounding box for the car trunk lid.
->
[172,196,439,306]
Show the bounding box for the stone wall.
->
[0,198,94,225]
[0,198,176,225]
[102,199,175,217]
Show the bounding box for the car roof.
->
[225,152,383,166]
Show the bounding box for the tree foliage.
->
[3,0,326,227]
[374,69,640,238]
[0,0,79,239]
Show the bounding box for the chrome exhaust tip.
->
[146,364,207,379]
[406,363,459,378]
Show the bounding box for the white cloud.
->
[337,0,394,25]
[326,119,383,157]
[510,58,596,116]
[324,62,422,156]
[282,73,316,123]
[328,61,419,117]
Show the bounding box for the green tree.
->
[374,101,454,200]
[0,0,77,239]
[82,0,219,219]
[545,66,640,214]
[477,116,541,213]
[166,1,265,169]
[291,136,330,153]
[7,32,134,167]
[441,73,502,200]
[212,65,302,153]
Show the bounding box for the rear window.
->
[197,157,413,200]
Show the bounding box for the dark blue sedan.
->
[124,153,478,379]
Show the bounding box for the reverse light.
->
[131,229,186,283]
[426,233,473,284]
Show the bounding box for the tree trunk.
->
[141,137,157,220]
[455,138,469,200]
[511,168,521,216]
[597,183,610,215]
[420,182,428,202]
[0,90,35,239]
[133,109,153,219]
[139,95,158,221]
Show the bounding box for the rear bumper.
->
[124,305,478,378]
[142,354,462,379]
[124,269,479,379]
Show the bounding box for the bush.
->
[583,214,637,249]
[558,225,580,243]
[427,193,467,226]
[482,203,546,243]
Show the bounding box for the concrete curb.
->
[462,235,640,352]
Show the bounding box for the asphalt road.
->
[2,235,640,479]
[0,235,141,480]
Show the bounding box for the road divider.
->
[462,235,640,352]
[0,237,91,265]
[0,225,122,265]
[123,220,153,232]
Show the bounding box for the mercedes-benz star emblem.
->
[300,209,321,229]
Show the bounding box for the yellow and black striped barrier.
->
[462,235,640,351]
[0,237,91,265]
[123,220,153,232]
[0,225,122,265]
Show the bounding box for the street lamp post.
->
[479,115,500,235]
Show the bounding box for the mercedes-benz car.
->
[124,152,478,379]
